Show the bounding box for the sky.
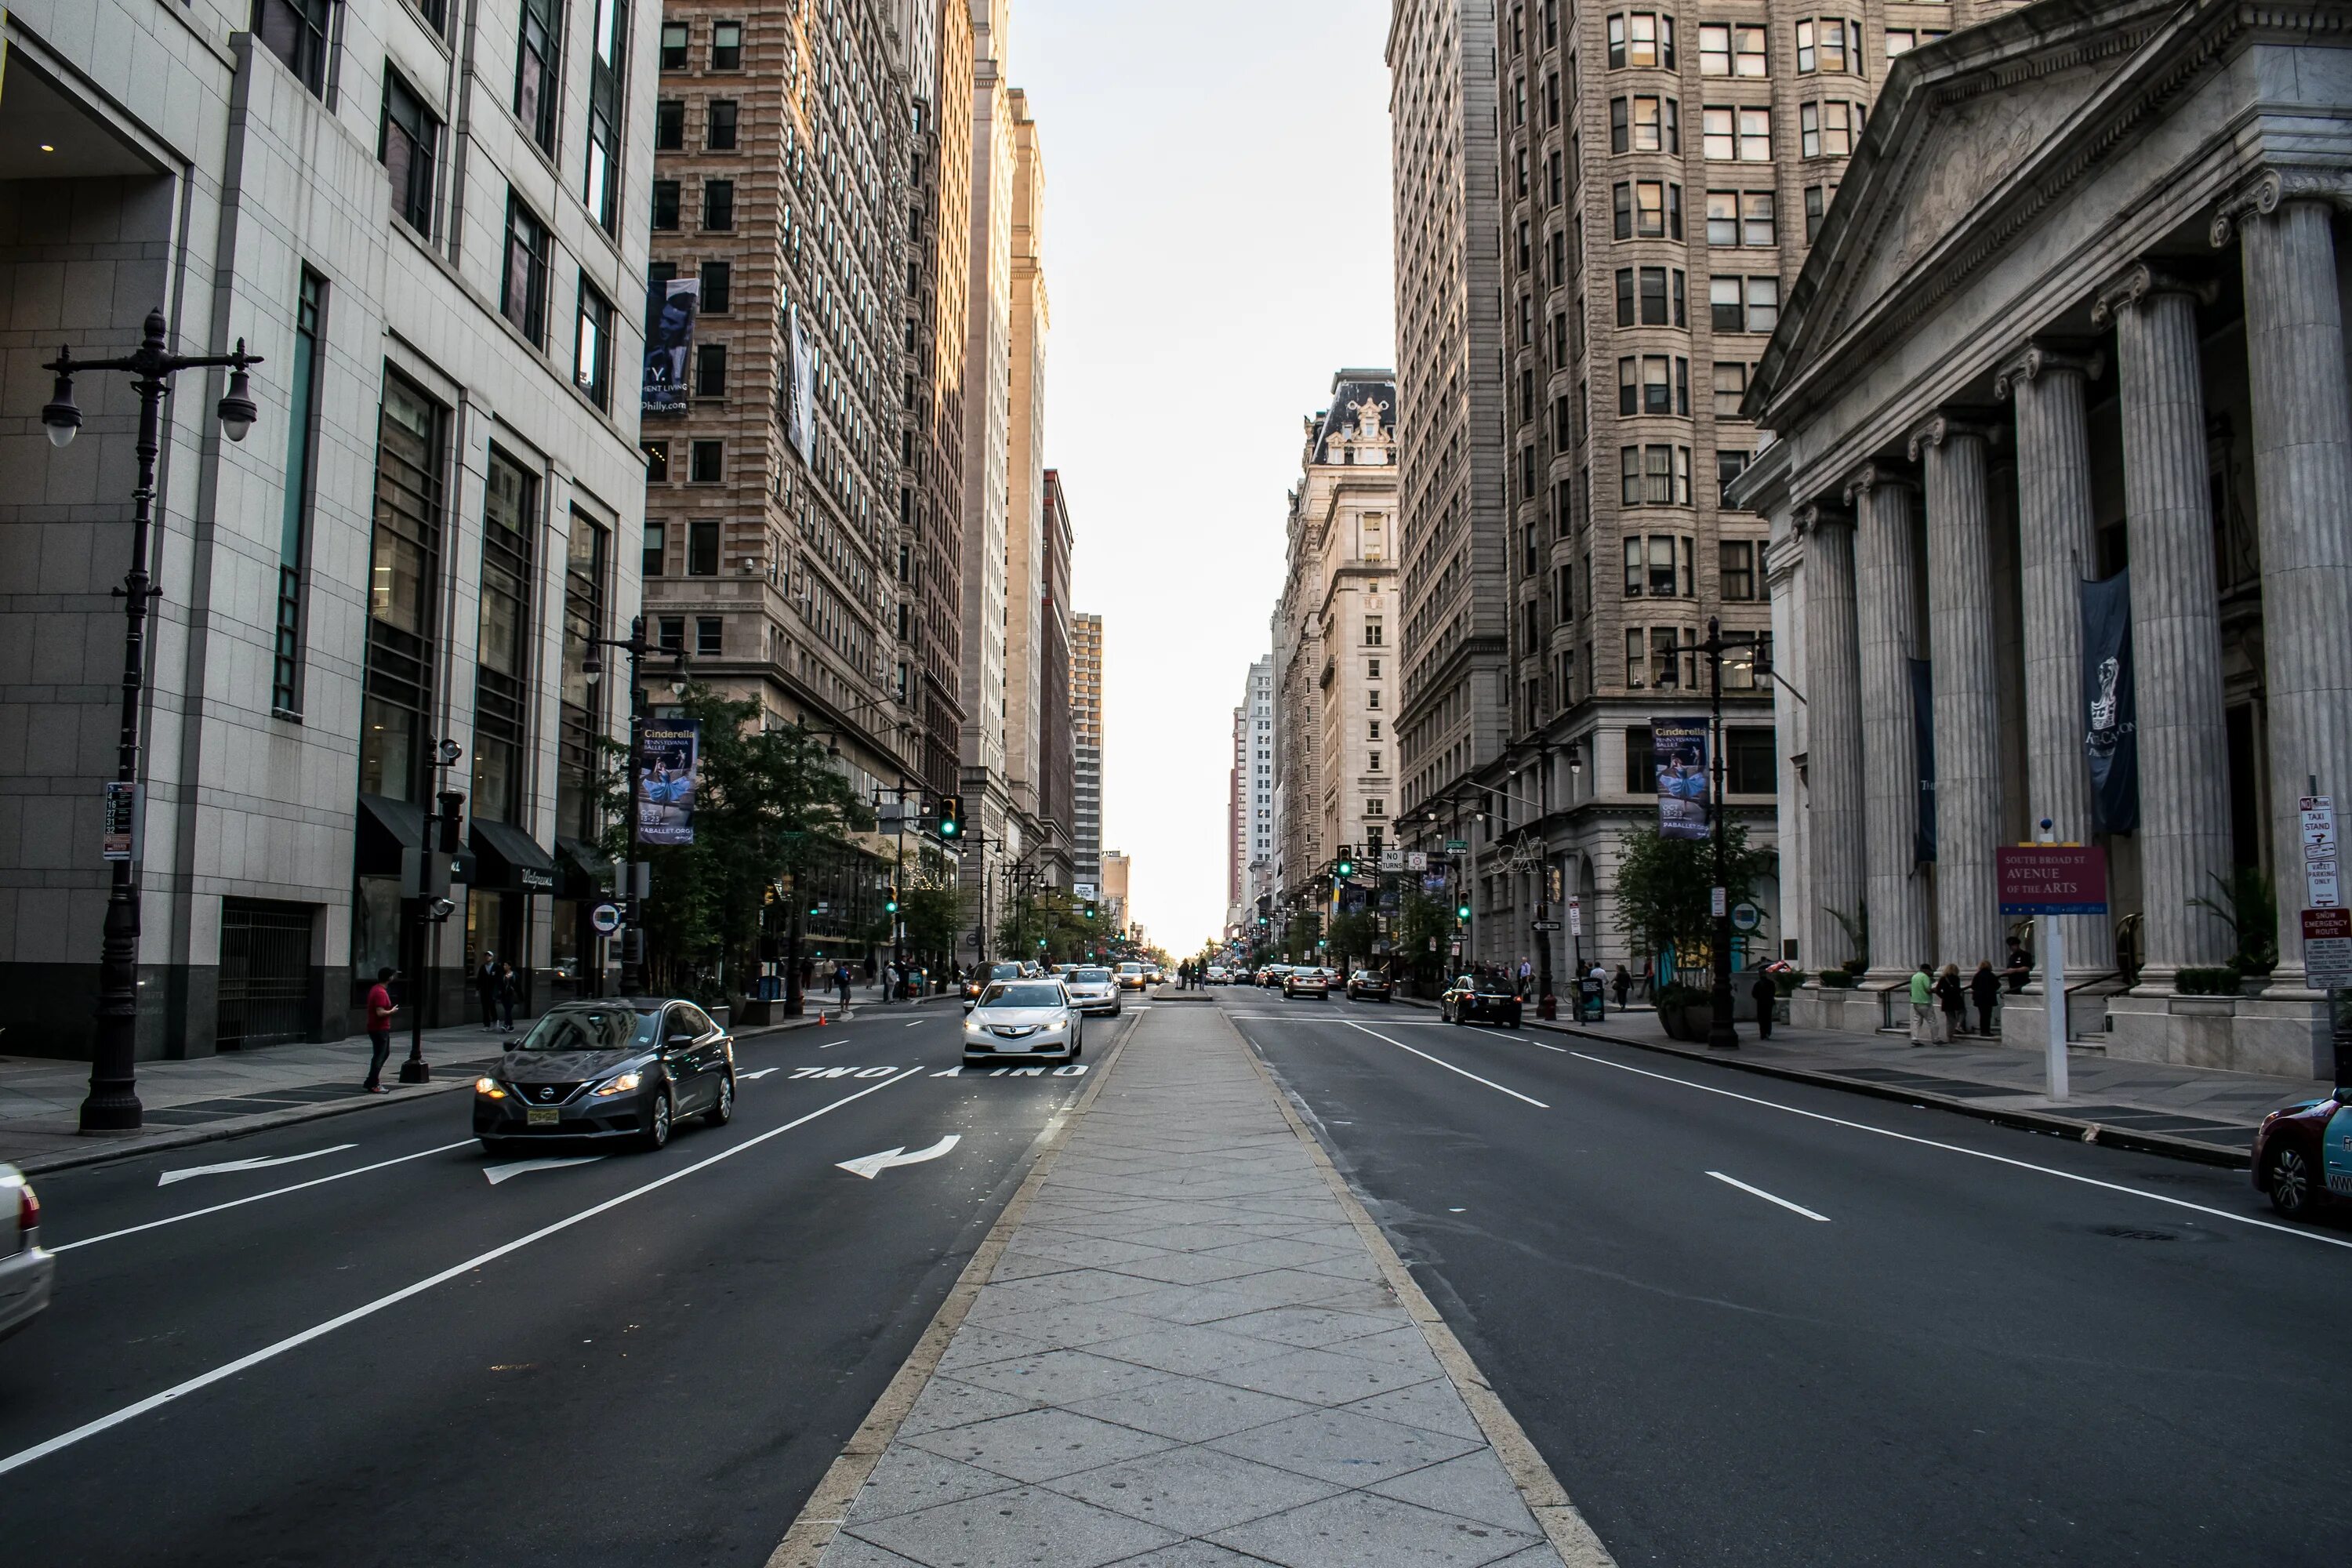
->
[1012,1,1397,952]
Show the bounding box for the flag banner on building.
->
[641,278,699,417]
[1910,657,1937,863]
[786,307,818,463]
[2080,568,2140,833]
[637,718,701,846]
[1651,719,1710,840]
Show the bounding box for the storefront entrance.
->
[217,899,316,1050]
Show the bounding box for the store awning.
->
[556,837,612,899]
[355,793,426,878]
[471,819,559,893]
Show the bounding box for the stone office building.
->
[0,0,657,1058]
[1736,0,2352,1077]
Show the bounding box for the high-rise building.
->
[1004,89,1053,858]
[1071,612,1105,891]
[1243,659,1276,908]
[0,0,656,1059]
[1036,470,1076,887]
[1101,849,1132,938]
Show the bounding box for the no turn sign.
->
[590,902,623,935]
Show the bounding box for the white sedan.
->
[962,980,1083,1066]
[1061,965,1123,1017]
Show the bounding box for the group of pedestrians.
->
[1907,959,2005,1045]
[474,955,523,1033]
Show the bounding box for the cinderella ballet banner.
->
[637,718,701,847]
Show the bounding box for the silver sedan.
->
[1060,965,1123,1016]
[0,1163,54,1342]
[962,979,1084,1066]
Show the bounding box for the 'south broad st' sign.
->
[1998,845,2110,916]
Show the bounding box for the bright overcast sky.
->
[1014,1,1396,951]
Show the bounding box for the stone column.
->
[1994,344,2117,979]
[1800,503,1865,972]
[2230,190,2352,985]
[1911,416,2006,970]
[2093,266,2235,985]
[1846,463,1930,979]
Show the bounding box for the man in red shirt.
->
[364,967,397,1093]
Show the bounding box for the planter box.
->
[1658,1003,1716,1041]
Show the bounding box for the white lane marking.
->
[1465,1025,1568,1053]
[158,1144,358,1188]
[837,1133,962,1179]
[1338,1022,1549,1109]
[1708,1170,1831,1222]
[737,1067,781,1080]
[1570,1051,2352,1252]
[819,1039,851,1049]
[56,1141,478,1253]
[0,1067,926,1478]
[932,1066,962,1077]
[903,1021,925,1028]
[482,1156,606,1185]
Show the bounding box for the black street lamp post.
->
[39,309,261,1133]
[583,615,689,996]
[1700,617,1737,1049]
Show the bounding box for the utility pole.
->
[1702,617,1737,1050]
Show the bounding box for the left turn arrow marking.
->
[158,1144,358,1187]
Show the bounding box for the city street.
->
[1218,990,2350,1568]
[0,1003,1136,1568]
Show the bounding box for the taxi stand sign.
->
[1998,843,2110,1103]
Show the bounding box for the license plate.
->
[527,1106,561,1127]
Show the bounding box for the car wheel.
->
[641,1091,673,1152]
[2264,1145,2317,1218]
[703,1073,735,1127]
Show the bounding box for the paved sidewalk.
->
[807,1002,1604,1567]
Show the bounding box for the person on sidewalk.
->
[1613,964,1632,1011]
[1637,956,1654,1001]
[364,967,397,1092]
[1751,969,1778,1040]
[496,960,519,1033]
[1970,960,2002,1037]
[2003,939,2034,993]
[1935,963,1966,1041]
[1908,962,1936,1045]
[475,953,500,1029]
[836,961,854,1011]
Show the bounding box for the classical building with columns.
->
[1736,0,2352,1078]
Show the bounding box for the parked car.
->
[1116,961,1149,991]
[1439,975,1523,1028]
[474,998,734,1154]
[1062,965,1123,1017]
[1283,967,1330,1000]
[965,961,1025,1008]
[964,979,1083,1066]
[0,1163,53,1343]
[1345,970,1393,1002]
[2252,1085,2350,1216]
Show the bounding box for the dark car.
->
[2251,1085,2350,1216]
[1439,975,1523,1028]
[965,961,1025,1007]
[1345,970,1393,1002]
[474,998,734,1154]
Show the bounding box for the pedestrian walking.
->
[1751,968,1779,1040]
[836,961,854,1011]
[1908,962,1935,1045]
[475,953,500,1029]
[1636,956,1654,1001]
[1934,963,1965,1041]
[496,960,519,1032]
[1969,960,2002,1036]
[1613,964,1632,1010]
[1585,960,1609,1021]
[363,967,397,1092]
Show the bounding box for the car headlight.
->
[474,1077,507,1099]
[591,1070,643,1098]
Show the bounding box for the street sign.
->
[1710,887,1728,919]
[590,902,623,935]
[1730,902,1760,933]
[1406,851,1428,871]
[2303,907,2352,989]
[1446,839,1468,852]
[1381,849,1404,871]
[1997,844,2110,914]
[101,782,139,862]
[1532,920,1563,932]
[2299,796,2339,909]
[1566,895,1582,937]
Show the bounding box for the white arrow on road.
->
[484,1156,605,1185]
[738,1067,781,1080]
[158,1144,357,1188]
[836,1134,960,1180]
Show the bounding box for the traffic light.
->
[884,887,899,913]
[937,794,963,839]
[1335,843,1355,877]
[1083,901,1097,920]
[1457,901,1472,921]
[436,789,466,853]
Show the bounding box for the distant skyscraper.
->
[1071,612,1104,890]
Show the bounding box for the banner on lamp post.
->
[1650,718,1710,840]
[637,718,701,846]
[1910,657,1937,863]
[2081,568,2140,834]
[641,278,699,417]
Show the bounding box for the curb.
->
[761,1010,1138,1568]
[1223,1007,1617,1567]
[7,1007,878,1179]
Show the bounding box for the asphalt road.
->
[0,998,1138,1568]
[1218,987,2351,1568]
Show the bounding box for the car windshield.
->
[981,983,1065,1008]
[1118,963,1144,974]
[514,1007,657,1051]
[1068,968,1112,983]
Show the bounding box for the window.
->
[699,260,731,314]
[1639,266,1668,325]
[1653,626,1693,689]
[1622,533,1644,594]
[1608,13,1675,69]
[1714,276,1777,332]
[1370,752,1383,772]
[1699,22,1767,75]
[1624,631,1647,691]
[652,180,681,229]
[644,444,670,485]
[1620,446,1642,506]
[1651,535,1682,595]
[1617,180,1676,238]
[1610,97,1629,154]
[557,513,608,841]
[583,0,627,230]
[658,616,684,652]
[1368,658,1381,678]
[1721,539,1756,600]
[1886,27,1947,58]
[697,616,724,656]
[702,178,735,230]
[473,448,538,824]
[1797,18,1857,74]
[1635,95,1677,152]
[1706,105,1772,161]
[380,72,439,235]
[1713,361,1748,417]
[256,0,332,96]
[707,100,739,150]
[1616,267,1635,326]
[643,520,666,578]
[689,439,722,481]
[1643,355,1672,414]
[1729,726,1777,792]
[515,0,561,153]
[694,343,726,398]
[1617,356,1638,415]
[710,19,742,68]
[1364,618,1384,647]
[575,280,613,408]
[1707,191,1738,247]
[1746,275,1780,332]
[501,194,550,344]
[272,270,325,716]
[1718,448,1751,502]
[1805,183,1828,241]
[655,100,684,150]
[688,518,720,575]
[660,20,688,69]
